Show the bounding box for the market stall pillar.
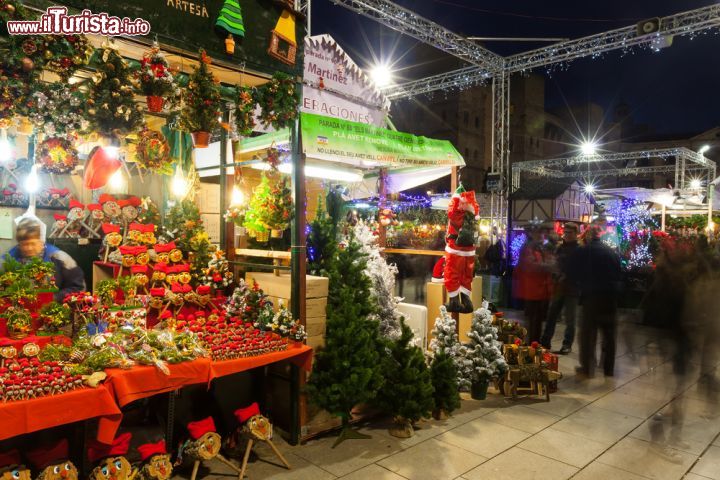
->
[289,107,306,446]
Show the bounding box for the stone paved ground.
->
[184,310,720,480]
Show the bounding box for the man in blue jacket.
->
[6,218,86,301]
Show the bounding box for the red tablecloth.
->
[0,334,71,350]
[103,359,212,407]
[0,386,122,443]
[0,346,313,443]
[209,345,314,380]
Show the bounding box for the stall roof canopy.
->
[238,112,465,170]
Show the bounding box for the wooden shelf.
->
[235,248,292,260]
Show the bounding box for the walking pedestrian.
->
[540,222,580,353]
[569,224,622,377]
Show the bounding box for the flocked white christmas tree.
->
[465,304,507,385]
[354,221,403,340]
[430,306,474,390]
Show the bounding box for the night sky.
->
[311,0,720,136]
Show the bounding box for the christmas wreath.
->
[258,72,299,130]
[36,137,79,174]
[25,81,86,137]
[234,85,257,136]
[135,128,173,175]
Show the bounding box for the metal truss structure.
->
[328,0,503,71]
[512,148,717,193]
[383,4,720,98]
[313,0,720,235]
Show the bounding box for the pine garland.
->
[86,44,144,137]
[234,84,257,136]
[258,72,299,130]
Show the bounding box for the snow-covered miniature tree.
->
[354,221,403,339]
[465,304,507,384]
[430,306,473,390]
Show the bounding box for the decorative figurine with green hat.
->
[443,183,480,313]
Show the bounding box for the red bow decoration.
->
[130,223,155,233]
[130,265,148,274]
[102,223,121,234]
[126,196,142,207]
[154,242,177,253]
[175,264,190,273]
[137,441,167,462]
[119,245,147,255]
[187,417,216,440]
[160,310,173,320]
[153,262,168,273]
[234,403,261,423]
[171,283,183,294]
[53,214,67,221]
[87,432,132,463]
[150,287,166,297]
[98,193,117,205]
[26,438,70,471]
[87,203,102,211]
[196,285,211,295]
[69,199,85,210]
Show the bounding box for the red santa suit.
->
[443,187,479,312]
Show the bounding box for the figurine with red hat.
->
[59,199,87,238]
[86,204,105,238]
[181,417,241,480]
[48,214,68,239]
[25,439,78,480]
[135,441,172,480]
[87,433,133,480]
[0,450,30,480]
[120,197,141,226]
[443,184,479,313]
[233,402,290,479]
[100,194,121,223]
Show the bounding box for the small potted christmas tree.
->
[429,307,462,419]
[465,304,507,400]
[138,42,178,113]
[180,50,222,147]
[376,320,434,438]
[266,175,293,238]
[243,173,273,242]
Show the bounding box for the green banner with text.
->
[301,112,465,167]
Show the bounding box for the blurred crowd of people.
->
[513,218,720,458]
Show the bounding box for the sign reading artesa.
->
[302,34,389,127]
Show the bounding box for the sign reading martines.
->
[303,35,389,127]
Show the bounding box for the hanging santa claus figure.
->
[443,184,479,313]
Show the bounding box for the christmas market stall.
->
[0,0,319,472]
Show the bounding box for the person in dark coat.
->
[569,224,622,377]
[540,222,580,353]
[5,218,86,301]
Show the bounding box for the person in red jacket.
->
[514,224,553,343]
[443,185,479,313]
